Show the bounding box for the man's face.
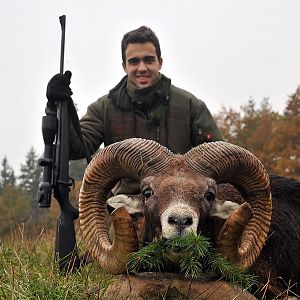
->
[122,42,163,88]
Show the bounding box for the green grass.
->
[0,231,114,300]
[1,228,297,300]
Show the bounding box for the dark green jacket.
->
[70,74,222,194]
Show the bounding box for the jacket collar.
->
[108,74,171,110]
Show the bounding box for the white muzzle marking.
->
[160,202,199,239]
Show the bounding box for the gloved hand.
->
[46,70,73,103]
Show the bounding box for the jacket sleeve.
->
[69,98,105,160]
[190,97,223,146]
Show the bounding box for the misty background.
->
[1,0,300,174]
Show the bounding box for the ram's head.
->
[79,138,271,275]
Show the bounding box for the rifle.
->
[37,15,80,272]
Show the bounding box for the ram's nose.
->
[161,204,199,239]
[168,215,193,232]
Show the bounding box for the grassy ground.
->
[0,228,114,300]
[1,226,298,300]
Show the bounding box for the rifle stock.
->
[54,94,80,271]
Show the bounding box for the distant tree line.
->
[1,85,299,238]
[0,147,43,237]
[215,86,300,180]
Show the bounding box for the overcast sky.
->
[1,0,300,174]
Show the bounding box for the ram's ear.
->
[107,195,144,216]
[210,199,240,219]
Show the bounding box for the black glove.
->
[46,70,73,103]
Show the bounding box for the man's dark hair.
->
[121,26,161,63]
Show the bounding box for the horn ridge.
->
[79,138,173,274]
[185,141,272,269]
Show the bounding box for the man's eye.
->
[128,58,140,65]
[144,57,155,64]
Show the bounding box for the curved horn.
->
[185,141,272,269]
[79,138,172,274]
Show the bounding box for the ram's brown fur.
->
[139,174,300,299]
[79,139,299,299]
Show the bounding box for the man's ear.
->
[159,57,163,69]
[122,62,127,73]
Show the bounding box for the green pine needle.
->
[208,252,258,289]
[179,254,203,278]
[127,240,166,273]
[127,232,258,289]
[165,232,211,258]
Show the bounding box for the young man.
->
[46,26,223,197]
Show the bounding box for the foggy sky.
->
[1,0,300,174]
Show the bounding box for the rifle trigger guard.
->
[57,178,75,191]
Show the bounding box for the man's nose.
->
[137,61,147,72]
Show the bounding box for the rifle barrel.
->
[59,15,66,74]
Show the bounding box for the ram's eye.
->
[142,188,153,200]
[205,191,215,202]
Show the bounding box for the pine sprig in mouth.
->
[127,232,258,290]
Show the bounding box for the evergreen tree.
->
[0,156,16,194]
[284,86,300,116]
[214,106,242,145]
[18,146,42,205]
[0,184,31,237]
